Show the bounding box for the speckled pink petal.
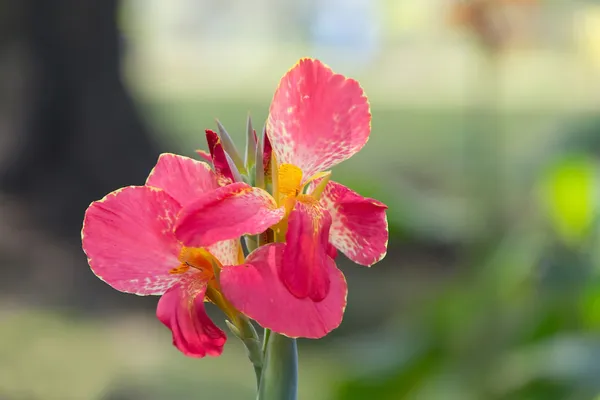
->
[267,58,371,179]
[82,186,182,295]
[206,129,235,185]
[195,149,213,164]
[157,275,226,358]
[280,199,332,302]
[220,243,347,339]
[263,131,272,180]
[207,240,241,267]
[312,180,388,266]
[145,153,219,207]
[175,182,284,248]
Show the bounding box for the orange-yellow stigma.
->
[171,247,217,281]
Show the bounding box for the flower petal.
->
[145,153,219,207]
[157,275,226,357]
[207,240,241,267]
[206,129,235,185]
[195,149,213,164]
[82,186,182,295]
[175,182,284,248]
[267,58,371,179]
[313,180,388,266]
[263,129,273,182]
[220,243,347,339]
[280,198,332,302]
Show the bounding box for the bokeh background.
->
[1,0,600,399]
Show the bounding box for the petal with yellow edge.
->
[175,182,285,248]
[157,274,227,358]
[312,180,388,266]
[145,153,219,207]
[267,58,371,180]
[82,186,182,295]
[220,243,347,339]
[280,196,333,302]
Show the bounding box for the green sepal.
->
[216,119,246,172]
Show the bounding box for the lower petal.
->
[280,198,332,301]
[156,275,227,358]
[313,180,388,266]
[220,243,347,339]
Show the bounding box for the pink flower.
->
[217,58,389,338]
[82,154,284,357]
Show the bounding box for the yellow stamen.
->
[278,163,303,198]
[271,152,279,206]
[309,172,332,201]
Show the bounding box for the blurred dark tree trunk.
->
[1,0,160,234]
[0,0,161,308]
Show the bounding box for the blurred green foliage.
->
[331,151,600,399]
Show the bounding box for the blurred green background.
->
[2,0,600,399]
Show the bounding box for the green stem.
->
[262,328,271,355]
[226,316,263,388]
[257,333,298,400]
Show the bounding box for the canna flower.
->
[82,154,283,357]
[217,58,389,338]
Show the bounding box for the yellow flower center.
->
[272,163,332,240]
[278,163,304,199]
[171,246,240,324]
[171,247,217,280]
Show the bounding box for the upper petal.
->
[175,182,285,248]
[267,58,371,179]
[220,243,347,339]
[313,180,388,266]
[146,153,219,207]
[205,129,235,185]
[280,197,332,302]
[82,186,182,295]
[156,275,227,358]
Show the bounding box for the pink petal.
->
[145,153,219,207]
[313,180,388,266]
[195,149,213,163]
[263,130,272,181]
[82,186,182,295]
[267,58,371,179]
[280,199,332,302]
[327,243,338,260]
[157,275,226,357]
[207,239,241,267]
[220,243,347,339]
[206,129,235,185]
[175,182,284,248]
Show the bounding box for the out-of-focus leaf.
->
[541,156,597,246]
